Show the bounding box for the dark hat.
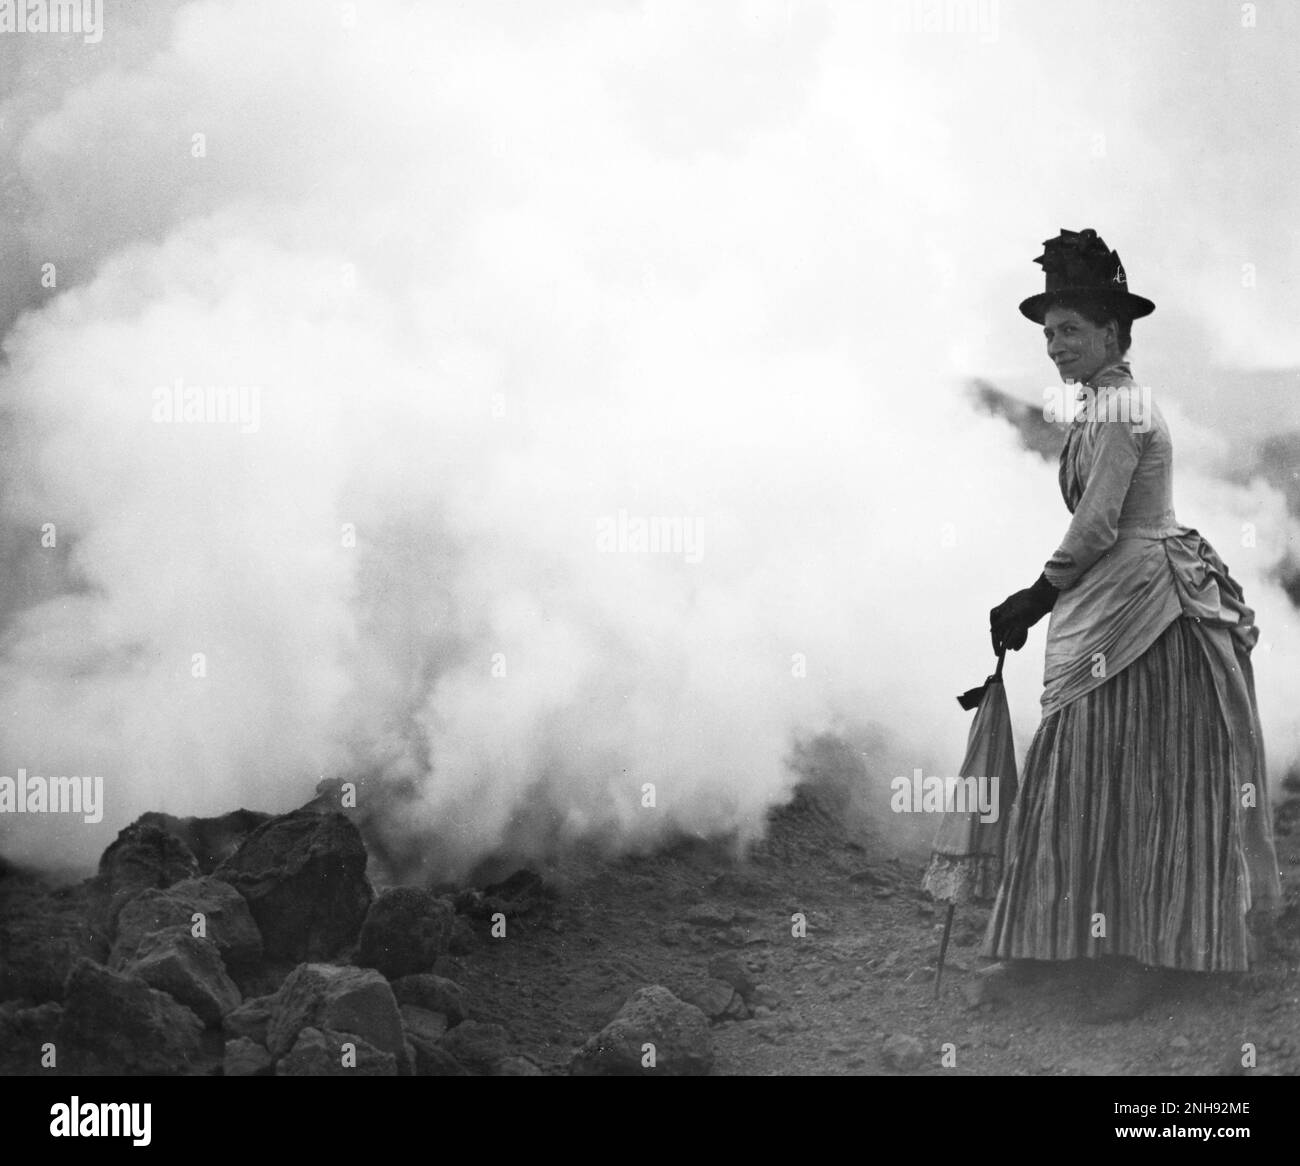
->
[1018,227,1155,323]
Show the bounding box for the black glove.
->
[990,572,1059,654]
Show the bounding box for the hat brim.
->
[1018,288,1155,324]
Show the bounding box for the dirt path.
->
[442,782,1300,1076]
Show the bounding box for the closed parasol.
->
[922,650,1020,999]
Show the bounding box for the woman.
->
[982,227,1282,1021]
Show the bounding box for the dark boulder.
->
[0,875,101,1004]
[121,926,241,1027]
[56,958,205,1075]
[109,876,262,973]
[92,821,201,940]
[213,811,372,963]
[135,809,271,874]
[357,887,453,978]
[265,963,406,1070]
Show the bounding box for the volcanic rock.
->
[0,874,101,1003]
[881,1033,926,1071]
[265,963,405,1067]
[57,958,205,1075]
[399,1003,448,1043]
[357,886,453,978]
[722,992,750,1020]
[750,983,783,1010]
[224,995,273,1045]
[135,809,272,874]
[93,821,201,938]
[448,915,477,954]
[213,811,372,962]
[482,868,545,909]
[404,1033,468,1075]
[680,977,738,1021]
[223,1036,273,1077]
[109,876,262,972]
[122,926,241,1026]
[0,1001,63,1074]
[708,953,757,1001]
[99,820,202,896]
[453,868,547,921]
[276,1026,397,1076]
[570,985,713,1076]
[389,973,470,1025]
[437,1019,511,1075]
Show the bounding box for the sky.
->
[0,0,1297,873]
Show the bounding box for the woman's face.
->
[1042,306,1116,384]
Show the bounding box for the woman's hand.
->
[990,573,1060,653]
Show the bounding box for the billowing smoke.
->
[1,0,1297,876]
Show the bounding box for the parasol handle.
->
[956,647,1008,708]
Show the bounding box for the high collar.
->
[1083,359,1132,389]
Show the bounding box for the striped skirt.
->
[982,614,1256,972]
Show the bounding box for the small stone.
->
[224,997,273,1045]
[570,986,713,1076]
[388,974,470,1026]
[408,1036,470,1076]
[399,1004,448,1043]
[722,992,750,1021]
[881,1033,926,1072]
[681,978,737,1020]
[962,963,1017,1008]
[684,904,735,928]
[708,953,757,1000]
[438,1019,511,1075]
[223,1037,272,1077]
[276,1026,397,1076]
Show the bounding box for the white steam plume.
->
[0,0,1296,875]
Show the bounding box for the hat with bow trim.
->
[1018,227,1155,323]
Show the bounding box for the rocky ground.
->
[2,768,1298,1076]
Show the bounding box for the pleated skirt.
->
[983,614,1253,972]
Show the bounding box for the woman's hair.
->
[1054,293,1133,355]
